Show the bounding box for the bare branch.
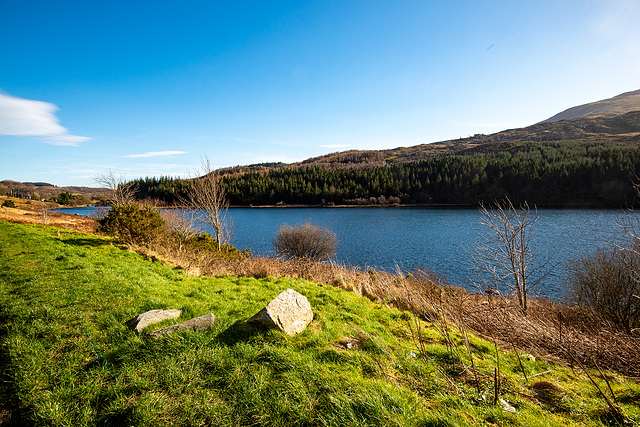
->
[160,208,201,250]
[182,156,232,251]
[93,169,137,207]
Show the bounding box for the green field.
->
[1,221,638,426]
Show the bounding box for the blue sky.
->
[1,0,639,187]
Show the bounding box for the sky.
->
[1,0,639,187]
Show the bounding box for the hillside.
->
[1,220,639,426]
[0,180,110,205]
[296,110,640,169]
[280,89,640,168]
[543,89,640,123]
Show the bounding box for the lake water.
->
[56,206,629,299]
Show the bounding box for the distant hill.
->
[276,89,639,169]
[292,111,640,169]
[0,180,110,203]
[542,89,640,123]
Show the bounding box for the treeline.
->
[130,140,640,207]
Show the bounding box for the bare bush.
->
[567,245,640,334]
[160,209,200,250]
[469,199,547,313]
[273,221,339,261]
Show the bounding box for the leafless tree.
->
[93,169,137,207]
[182,156,232,251]
[469,199,546,314]
[273,221,339,261]
[160,208,200,250]
[39,202,57,224]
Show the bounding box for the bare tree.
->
[39,202,57,224]
[183,156,232,251]
[160,208,200,250]
[93,169,137,207]
[469,199,546,314]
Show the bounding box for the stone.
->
[127,309,182,332]
[499,398,516,413]
[146,313,216,338]
[247,289,313,335]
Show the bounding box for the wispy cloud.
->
[124,151,188,158]
[320,144,350,149]
[0,92,91,146]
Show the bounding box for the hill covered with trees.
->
[131,139,640,208]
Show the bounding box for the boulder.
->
[146,313,216,338]
[248,289,313,335]
[127,309,182,332]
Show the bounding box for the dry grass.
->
[0,198,97,233]
[458,295,640,378]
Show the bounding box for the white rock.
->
[127,309,182,332]
[499,398,516,413]
[248,289,313,335]
[146,313,216,338]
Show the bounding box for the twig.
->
[522,370,551,381]
[595,362,619,406]
[564,345,623,419]
[493,340,501,406]
[512,344,529,382]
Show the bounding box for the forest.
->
[130,140,640,208]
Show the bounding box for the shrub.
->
[98,203,164,246]
[185,232,249,259]
[2,199,16,208]
[567,244,640,333]
[273,221,339,261]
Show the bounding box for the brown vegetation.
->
[273,222,339,261]
[0,197,96,233]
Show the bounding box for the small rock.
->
[146,313,216,338]
[127,309,182,332]
[247,289,313,335]
[499,398,516,413]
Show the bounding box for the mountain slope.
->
[294,110,640,169]
[543,89,640,123]
[216,89,640,172]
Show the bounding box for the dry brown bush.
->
[567,245,640,334]
[273,222,339,261]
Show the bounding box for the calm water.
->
[56,207,628,299]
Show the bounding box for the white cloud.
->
[0,92,91,146]
[124,151,188,158]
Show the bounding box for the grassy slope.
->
[0,221,638,426]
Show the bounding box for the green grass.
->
[1,220,639,426]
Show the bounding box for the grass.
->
[1,220,640,426]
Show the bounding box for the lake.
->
[55,206,629,299]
